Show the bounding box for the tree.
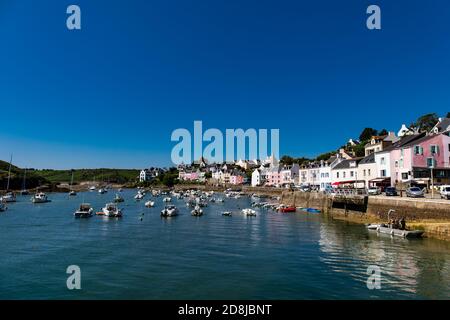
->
[446,112,450,118]
[316,152,335,161]
[414,113,439,132]
[359,128,378,142]
[280,155,294,165]
[378,129,388,136]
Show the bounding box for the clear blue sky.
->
[1,0,449,169]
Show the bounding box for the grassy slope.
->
[0,160,139,189]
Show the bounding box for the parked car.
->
[385,186,398,196]
[406,187,425,198]
[367,187,381,195]
[440,187,450,200]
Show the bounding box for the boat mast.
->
[22,167,27,191]
[70,170,74,190]
[6,154,12,191]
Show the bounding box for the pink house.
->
[229,174,244,185]
[391,132,450,186]
[265,166,281,186]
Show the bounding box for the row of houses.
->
[252,118,450,190]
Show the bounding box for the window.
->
[402,173,408,180]
[343,172,346,178]
[337,172,339,178]
[350,171,354,177]
[414,145,423,155]
[395,161,398,168]
[430,145,440,155]
[427,157,435,168]
[401,148,404,156]
[380,170,386,177]
[363,169,366,176]
[368,169,371,176]
[381,157,385,165]
[399,159,403,168]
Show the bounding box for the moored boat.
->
[74,203,94,218]
[102,203,122,217]
[242,208,256,216]
[145,200,155,207]
[113,193,124,203]
[161,205,178,217]
[278,205,296,213]
[222,211,232,216]
[191,205,203,216]
[31,192,50,203]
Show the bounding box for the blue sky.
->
[0,0,449,169]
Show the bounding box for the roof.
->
[377,133,426,153]
[332,158,363,170]
[434,118,450,132]
[359,153,375,165]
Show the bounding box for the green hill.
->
[0,160,140,190]
[37,168,140,184]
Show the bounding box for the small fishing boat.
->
[161,205,178,217]
[31,192,50,203]
[278,205,296,213]
[89,186,96,191]
[74,203,94,218]
[191,205,203,216]
[222,211,232,216]
[374,226,424,238]
[69,190,77,196]
[98,188,107,194]
[366,209,424,238]
[102,203,122,217]
[145,200,155,207]
[242,208,256,216]
[113,194,124,203]
[163,197,172,202]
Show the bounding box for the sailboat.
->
[1,155,16,203]
[69,170,76,196]
[20,168,29,195]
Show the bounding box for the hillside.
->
[37,168,140,184]
[0,160,140,190]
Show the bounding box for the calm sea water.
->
[0,190,449,300]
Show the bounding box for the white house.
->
[251,169,265,187]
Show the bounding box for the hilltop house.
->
[139,168,162,182]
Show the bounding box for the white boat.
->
[113,194,124,203]
[89,186,96,191]
[135,192,145,200]
[222,211,232,216]
[74,203,93,218]
[145,200,155,208]
[191,205,203,216]
[161,205,178,217]
[98,188,107,194]
[31,192,50,203]
[163,197,172,202]
[102,203,122,217]
[216,198,224,203]
[1,192,16,203]
[242,208,256,216]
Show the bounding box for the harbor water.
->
[0,190,449,299]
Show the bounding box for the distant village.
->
[139,116,450,191]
